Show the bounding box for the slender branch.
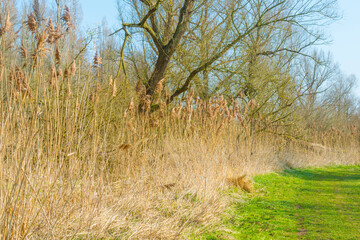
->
[123,22,163,50]
[65,35,93,70]
[165,0,195,53]
[140,0,162,26]
[111,0,164,50]
[116,31,131,79]
[168,22,259,103]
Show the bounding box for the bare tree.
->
[115,0,338,111]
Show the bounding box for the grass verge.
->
[203,165,360,240]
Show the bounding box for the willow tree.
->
[115,0,338,110]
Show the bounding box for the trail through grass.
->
[205,165,360,239]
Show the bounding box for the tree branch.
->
[164,0,195,53]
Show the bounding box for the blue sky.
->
[79,0,360,97]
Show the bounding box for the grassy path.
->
[204,165,360,240]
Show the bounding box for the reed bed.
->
[0,5,359,239]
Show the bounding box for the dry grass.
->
[0,88,358,239]
[0,6,359,240]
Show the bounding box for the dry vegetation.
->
[0,0,359,239]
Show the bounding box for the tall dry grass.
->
[0,5,359,240]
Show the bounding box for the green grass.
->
[203,165,360,240]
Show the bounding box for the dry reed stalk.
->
[112,80,117,97]
[49,66,57,89]
[70,61,76,77]
[66,79,72,96]
[19,40,27,60]
[0,14,11,37]
[3,14,11,33]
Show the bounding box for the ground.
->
[203,165,360,240]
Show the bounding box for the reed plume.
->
[154,78,164,95]
[25,13,37,34]
[0,14,11,37]
[55,45,61,65]
[49,66,57,89]
[61,5,72,32]
[32,30,49,64]
[4,14,11,33]
[136,79,146,97]
[46,18,56,44]
[93,49,102,68]
[8,65,32,98]
[70,61,76,77]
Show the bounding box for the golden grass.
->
[0,86,358,239]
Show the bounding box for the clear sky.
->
[79,0,360,97]
[325,0,360,97]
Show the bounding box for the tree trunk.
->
[146,52,170,96]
